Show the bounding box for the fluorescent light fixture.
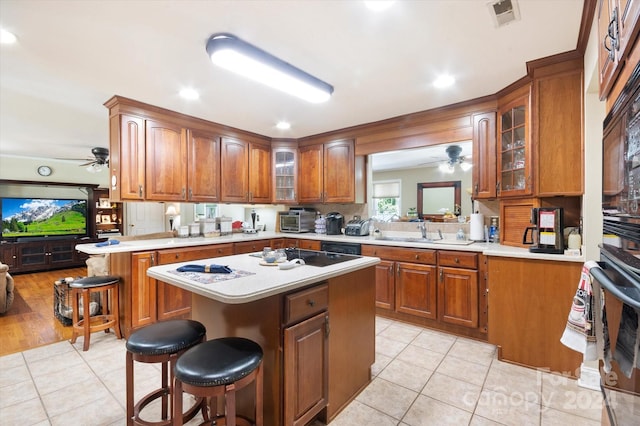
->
[276,121,291,130]
[433,74,455,89]
[0,29,17,44]
[206,33,333,103]
[179,88,200,100]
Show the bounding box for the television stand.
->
[0,238,96,274]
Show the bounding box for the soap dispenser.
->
[456,228,465,241]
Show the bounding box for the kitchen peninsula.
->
[150,250,379,426]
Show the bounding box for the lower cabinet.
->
[118,243,234,336]
[363,245,485,339]
[2,239,89,274]
[283,284,329,426]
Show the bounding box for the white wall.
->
[0,156,109,188]
[583,16,606,261]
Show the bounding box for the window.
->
[372,180,401,221]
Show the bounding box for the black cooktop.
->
[284,248,360,267]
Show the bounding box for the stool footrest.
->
[132,388,205,426]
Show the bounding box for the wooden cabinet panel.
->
[296,239,321,250]
[273,147,298,203]
[535,67,583,196]
[298,144,324,203]
[131,251,157,329]
[488,257,582,374]
[220,136,249,202]
[114,114,145,200]
[156,245,232,263]
[284,284,328,325]
[0,245,17,269]
[187,129,220,202]
[617,0,640,59]
[438,266,478,328]
[395,262,437,319]
[497,92,532,197]
[361,245,436,264]
[438,250,478,269]
[472,111,497,199]
[220,137,271,203]
[249,143,272,203]
[373,260,394,310]
[234,240,267,254]
[145,119,187,201]
[499,198,540,248]
[323,140,355,203]
[284,311,328,426]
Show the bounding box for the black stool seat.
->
[70,275,120,289]
[126,319,206,356]
[175,337,263,387]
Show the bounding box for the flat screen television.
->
[1,197,88,240]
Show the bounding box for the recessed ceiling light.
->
[433,75,455,89]
[179,88,199,100]
[364,1,395,11]
[276,121,291,130]
[0,29,17,44]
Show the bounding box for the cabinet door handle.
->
[325,315,330,338]
[496,181,501,194]
[308,299,315,307]
[454,257,460,263]
[175,254,180,259]
[415,254,419,260]
[138,185,143,197]
[474,183,478,195]
[151,253,155,266]
[439,268,443,283]
[188,188,193,200]
[181,188,186,199]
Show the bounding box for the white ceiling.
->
[0,0,585,164]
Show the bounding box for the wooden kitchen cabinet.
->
[437,251,479,329]
[488,257,583,375]
[283,284,329,426]
[363,245,486,339]
[598,0,640,100]
[186,128,220,202]
[273,144,298,203]
[0,244,17,269]
[298,139,355,204]
[145,119,187,201]
[396,262,438,320]
[472,111,497,199]
[110,113,146,200]
[220,136,271,203]
[497,89,532,197]
[114,243,234,337]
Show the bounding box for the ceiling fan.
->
[60,147,110,172]
[439,145,472,172]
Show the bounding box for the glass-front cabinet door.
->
[273,147,298,203]
[498,95,531,197]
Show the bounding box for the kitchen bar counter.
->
[146,251,380,304]
[76,230,585,263]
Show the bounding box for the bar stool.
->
[173,337,263,426]
[126,319,207,426]
[69,275,122,351]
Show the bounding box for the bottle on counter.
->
[489,216,499,243]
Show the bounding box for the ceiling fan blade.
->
[79,161,96,166]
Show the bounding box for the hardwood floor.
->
[0,266,87,356]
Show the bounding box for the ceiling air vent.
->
[487,0,520,27]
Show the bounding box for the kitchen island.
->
[146,251,379,426]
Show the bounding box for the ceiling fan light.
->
[460,162,472,171]
[206,33,333,103]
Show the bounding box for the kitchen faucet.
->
[417,222,428,239]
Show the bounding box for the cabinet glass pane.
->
[21,246,45,256]
[513,106,525,127]
[501,171,514,191]
[501,132,513,151]
[514,126,525,146]
[501,151,513,170]
[501,110,512,129]
[513,169,526,189]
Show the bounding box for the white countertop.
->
[146,252,380,304]
[76,230,585,263]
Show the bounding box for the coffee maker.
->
[325,212,344,235]
[522,207,565,254]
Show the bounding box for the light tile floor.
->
[0,317,603,426]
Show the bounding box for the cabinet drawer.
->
[438,251,478,269]
[298,239,321,250]
[284,283,328,325]
[362,245,436,264]
[157,244,234,264]
[234,240,270,254]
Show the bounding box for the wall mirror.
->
[417,181,461,220]
[369,141,472,219]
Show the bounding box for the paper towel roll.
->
[470,213,485,241]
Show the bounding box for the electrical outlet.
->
[256,214,260,222]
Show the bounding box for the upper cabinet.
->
[298,139,356,204]
[220,137,271,203]
[598,0,640,100]
[145,119,187,201]
[272,143,298,204]
[111,114,145,200]
[472,112,497,199]
[186,129,221,203]
[497,88,532,197]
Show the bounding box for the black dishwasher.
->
[320,241,361,255]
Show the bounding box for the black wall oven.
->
[598,62,640,425]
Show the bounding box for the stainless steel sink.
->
[378,236,475,245]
